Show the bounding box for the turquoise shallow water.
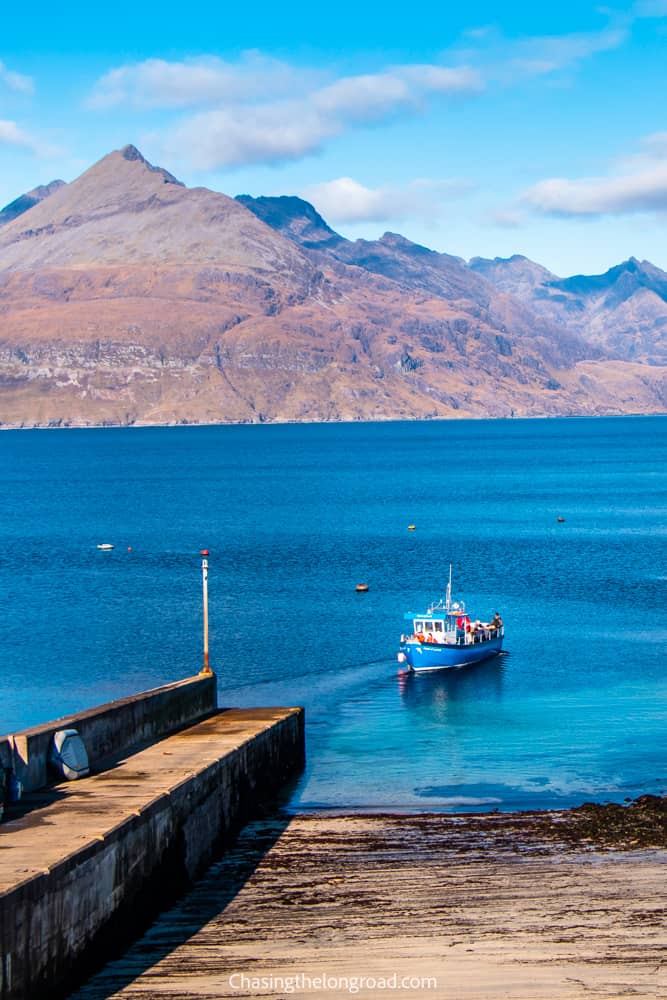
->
[1,416,665,811]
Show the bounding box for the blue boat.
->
[398,568,504,673]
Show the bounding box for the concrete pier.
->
[7,673,218,794]
[0,696,304,1000]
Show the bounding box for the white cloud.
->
[303,178,397,223]
[312,73,414,121]
[521,133,667,216]
[0,59,34,95]
[312,65,482,123]
[171,60,479,169]
[401,64,484,93]
[163,101,334,170]
[89,54,482,116]
[507,26,628,76]
[87,52,321,110]
[522,168,667,216]
[301,176,473,224]
[452,19,630,84]
[619,130,667,169]
[0,120,41,152]
[149,59,482,170]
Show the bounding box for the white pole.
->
[200,550,212,675]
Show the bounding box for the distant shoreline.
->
[1,410,666,432]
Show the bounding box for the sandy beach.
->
[71,805,667,999]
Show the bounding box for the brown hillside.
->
[0,147,665,427]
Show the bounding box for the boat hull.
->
[399,636,503,672]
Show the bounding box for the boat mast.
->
[445,563,452,612]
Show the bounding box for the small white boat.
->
[96,543,114,550]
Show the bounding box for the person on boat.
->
[489,612,503,632]
[415,631,426,643]
[425,631,437,644]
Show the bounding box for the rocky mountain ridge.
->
[0,146,665,427]
[469,254,667,365]
[0,179,66,227]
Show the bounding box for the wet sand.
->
[70,805,667,999]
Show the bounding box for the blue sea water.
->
[1,416,666,812]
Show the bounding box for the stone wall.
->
[5,673,217,793]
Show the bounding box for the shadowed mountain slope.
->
[0,180,66,227]
[235,194,343,250]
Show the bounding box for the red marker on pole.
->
[200,550,212,675]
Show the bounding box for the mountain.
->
[0,179,66,227]
[0,146,665,428]
[0,145,310,274]
[237,198,594,370]
[235,194,343,250]
[470,254,667,366]
[469,254,557,297]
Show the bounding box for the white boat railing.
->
[401,625,504,647]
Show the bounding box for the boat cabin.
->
[402,599,501,647]
[403,600,464,645]
[410,617,446,641]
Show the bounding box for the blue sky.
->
[2,0,667,275]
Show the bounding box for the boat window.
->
[433,620,443,633]
[414,620,424,632]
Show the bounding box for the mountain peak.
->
[236,193,342,249]
[0,145,185,234]
[120,143,144,161]
[379,232,428,252]
[0,142,299,273]
[469,254,558,291]
[553,256,667,303]
[102,144,184,186]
